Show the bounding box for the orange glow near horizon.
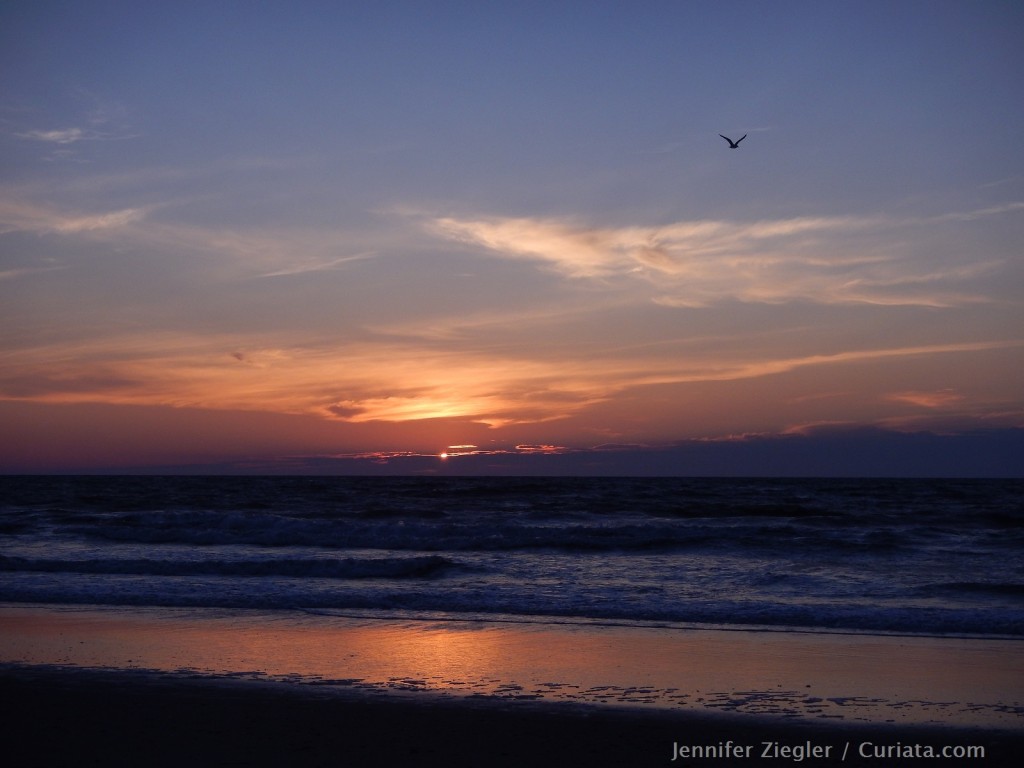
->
[3,334,1020,433]
[1,330,1022,471]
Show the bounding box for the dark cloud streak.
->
[13,426,1020,478]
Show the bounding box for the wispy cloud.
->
[0,193,379,278]
[885,390,965,408]
[17,128,88,144]
[2,188,1019,440]
[15,126,139,149]
[933,202,1024,221]
[432,215,631,278]
[3,329,1019,432]
[14,92,138,148]
[0,198,148,234]
[428,209,1005,307]
[0,265,66,281]
[253,251,377,278]
[54,208,148,232]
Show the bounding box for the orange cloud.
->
[3,330,1018,432]
[885,390,965,408]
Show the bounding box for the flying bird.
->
[719,134,746,148]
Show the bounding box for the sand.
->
[2,604,1022,766]
[3,665,1023,767]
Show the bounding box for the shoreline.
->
[2,603,1022,729]
[3,662,1023,767]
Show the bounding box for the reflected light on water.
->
[2,606,1022,728]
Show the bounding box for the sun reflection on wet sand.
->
[1,605,1021,728]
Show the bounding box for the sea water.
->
[2,476,1022,637]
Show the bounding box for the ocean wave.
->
[65,510,910,555]
[65,511,712,552]
[0,554,459,580]
[4,476,1023,640]
[919,581,1024,598]
[1,577,1021,636]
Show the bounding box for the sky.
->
[2,1,1023,475]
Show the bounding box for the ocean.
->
[2,476,1022,638]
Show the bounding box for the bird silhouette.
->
[719,134,747,148]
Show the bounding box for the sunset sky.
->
[2,1,1022,474]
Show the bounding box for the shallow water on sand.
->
[2,604,1021,729]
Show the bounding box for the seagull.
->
[719,134,746,148]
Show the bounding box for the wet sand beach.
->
[1,604,1022,766]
